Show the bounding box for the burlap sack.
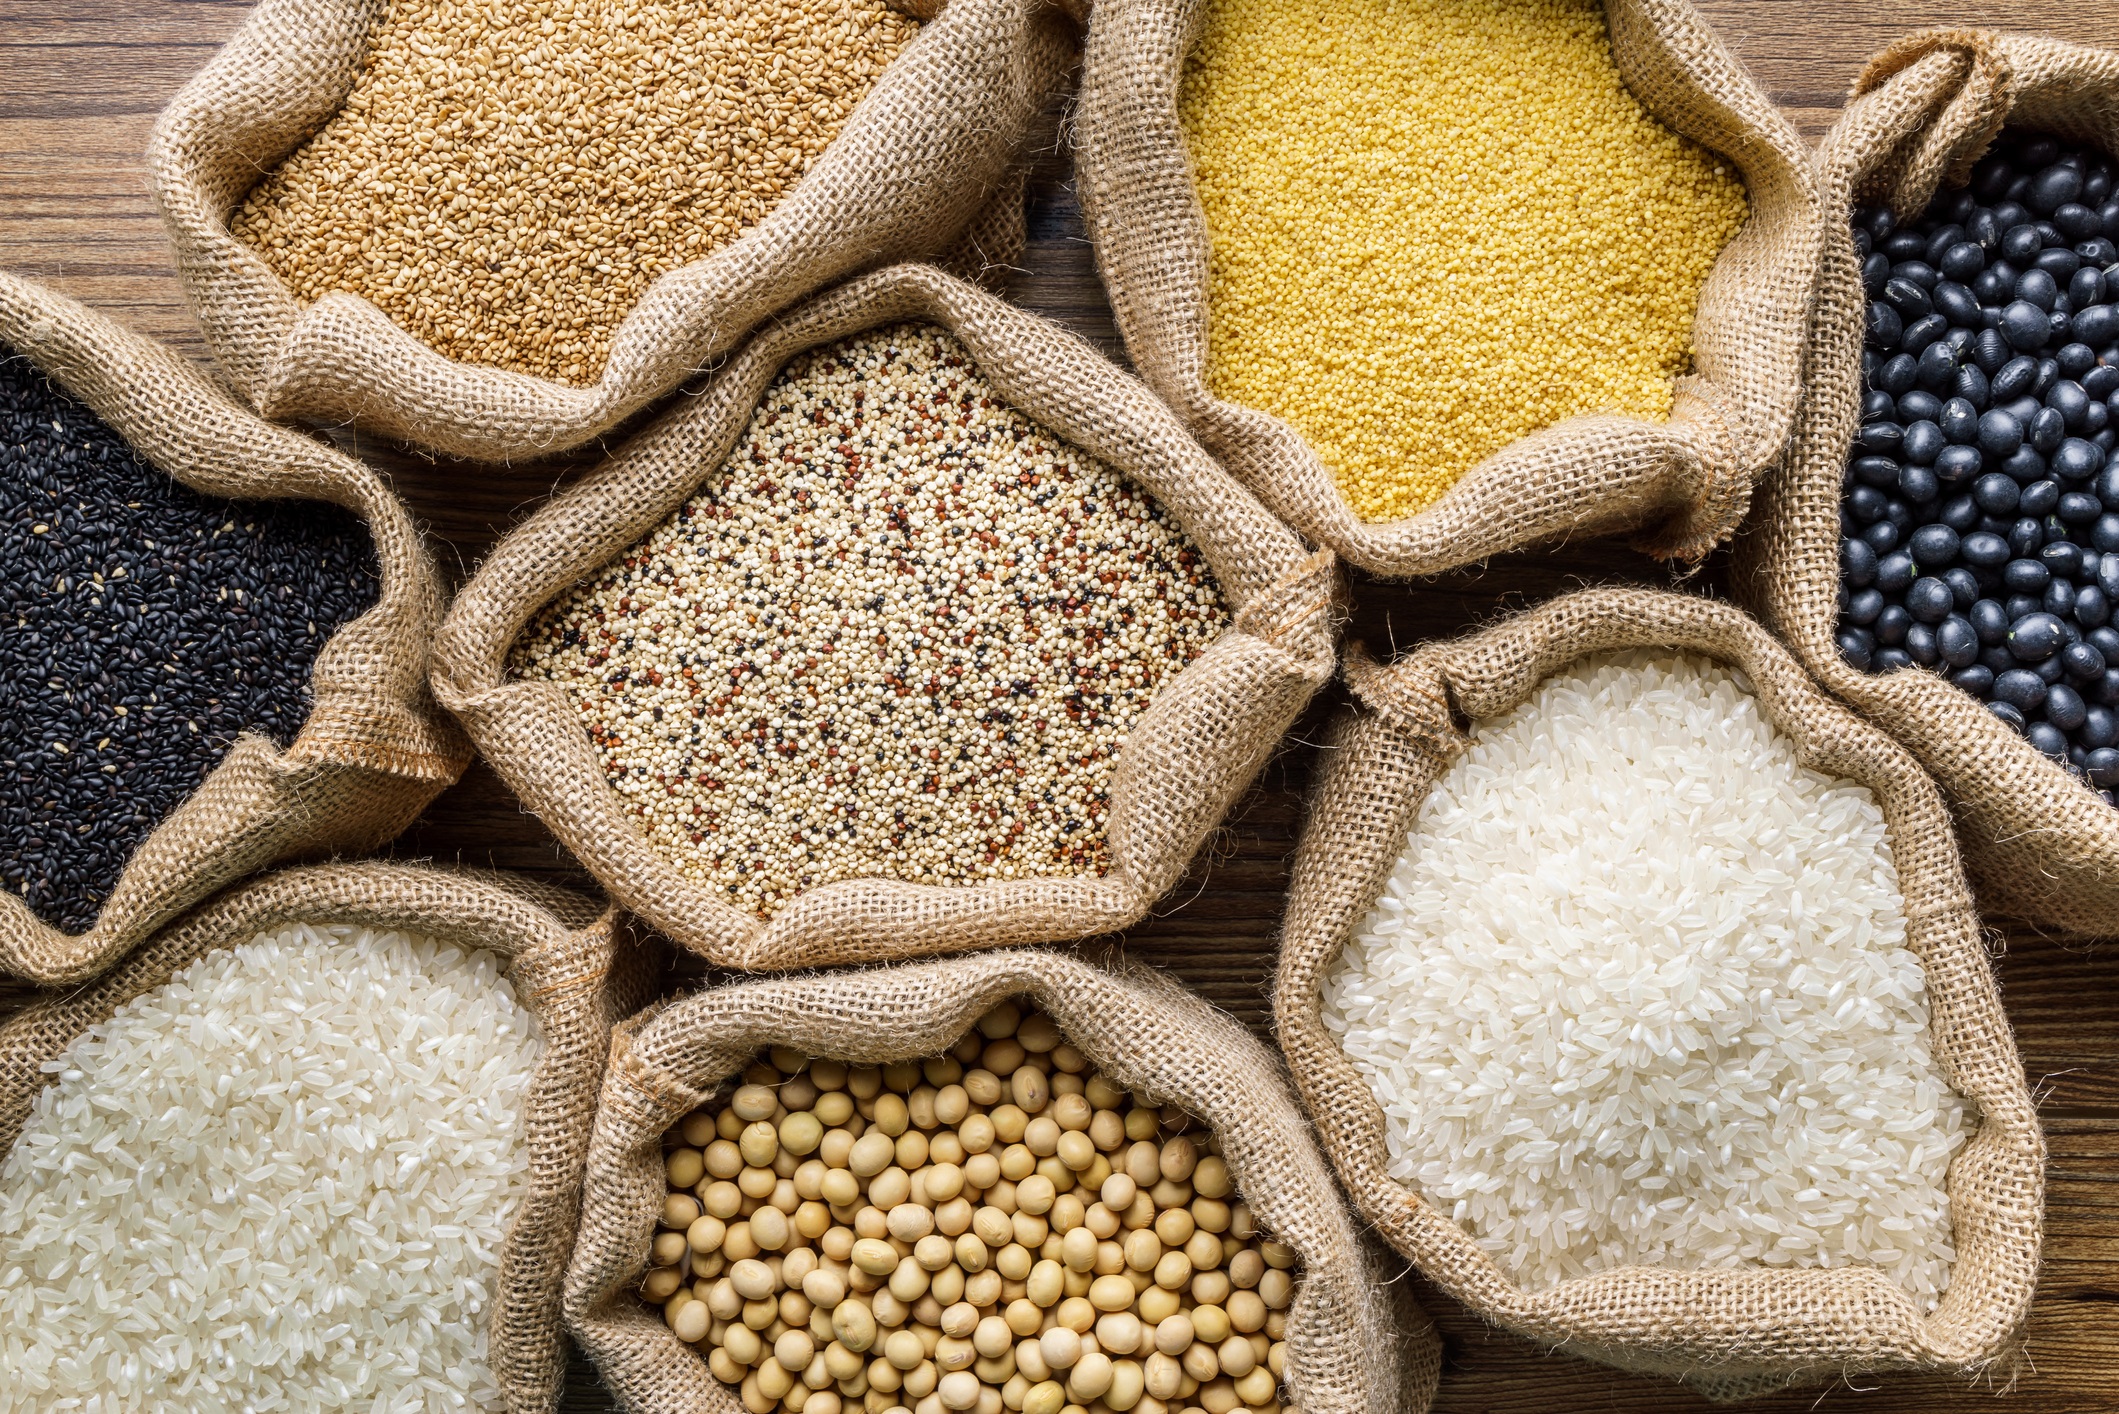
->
[432,262,1337,970]
[1071,0,1822,579]
[1273,586,2043,1397]
[563,946,1442,1414]
[144,0,1077,462]
[0,860,654,1414]
[0,272,468,985]
[1733,30,2119,936]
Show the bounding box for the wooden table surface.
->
[6,1,2119,1409]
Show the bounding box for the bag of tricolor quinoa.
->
[1275,586,2042,1397]
[145,0,1075,461]
[432,263,1337,971]
[1073,0,1822,579]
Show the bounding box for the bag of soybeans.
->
[1275,587,2043,1397]
[1074,0,1822,579]
[0,861,653,1411]
[564,947,1441,1414]
[1734,29,2119,934]
[432,262,1338,970]
[0,272,466,985]
[146,0,1075,461]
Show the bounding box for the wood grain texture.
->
[4,1,2119,1409]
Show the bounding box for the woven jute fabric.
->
[144,0,1076,462]
[0,860,657,1414]
[1273,586,2044,1397]
[1733,29,2119,936]
[0,272,469,985]
[564,946,1443,1414]
[1071,0,1822,580]
[433,262,1338,970]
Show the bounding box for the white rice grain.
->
[1319,652,1967,1304]
[0,923,543,1412]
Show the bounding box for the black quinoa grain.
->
[0,345,380,932]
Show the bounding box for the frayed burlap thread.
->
[0,273,468,985]
[0,861,656,1414]
[144,0,1076,462]
[432,263,1338,970]
[1274,587,2043,1397]
[1733,29,2119,936]
[1071,0,1822,579]
[563,947,1443,1414]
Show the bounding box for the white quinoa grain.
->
[511,324,1229,915]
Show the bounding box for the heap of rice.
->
[1319,652,1968,1303]
[0,924,543,1411]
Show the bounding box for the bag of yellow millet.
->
[1074,0,1823,579]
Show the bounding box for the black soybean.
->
[1994,355,2039,400]
[1842,130,2119,802]
[0,347,379,931]
[2003,301,2051,349]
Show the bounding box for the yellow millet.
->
[230,0,920,386]
[1179,0,1749,524]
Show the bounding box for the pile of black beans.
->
[1841,130,2119,804]
[1,346,380,932]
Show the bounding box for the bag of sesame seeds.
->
[0,860,657,1413]
[1273,586,2043,1398]
[1070,0,1823,580]
[564,946,1443,1414]
[144,0,1077,463]
[0,273,469,986]
[1733,29,2119,936]
[431,261,1338,971]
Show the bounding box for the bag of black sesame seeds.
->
[0,861,657,1414]
[144,0,1076,463]
[433,262,1338,971]
[0,273,469,984]
[1733,30,2119,935]
[564,947,1441,1414]
[1071,0,1824,580]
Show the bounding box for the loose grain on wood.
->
[6,0,2119,1410]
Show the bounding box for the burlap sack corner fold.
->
[432,262,1338,971]
[1733,29,2119,936]
[0,860,659,1414]
[144,0,1077,462]
[0,272,469,986]
[1072,0,1822,580]
[563,946,1443,1414]
[1273,587,2043,1398]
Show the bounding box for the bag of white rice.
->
[0,862,651,1414]
[1273,586,2043,1398]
